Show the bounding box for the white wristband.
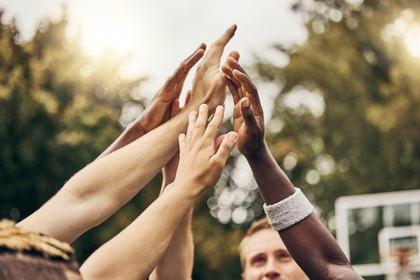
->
[263,188,314,231]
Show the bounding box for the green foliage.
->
[253,0,420,272]
[3,0,420,278]
[0,11,149,265]
[0,10,246,279]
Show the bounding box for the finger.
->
[213,132,238,162]
[184,90,192,106]
[221,64,233,79]
[222,66,241,92]
[184,43,206,70]
[239,97,260,129]
[178,133,186,155]
[204,105,224,140]
[223,75,240,104]
[203,24,237,66]
[227,56,248,77]
[228,50,240,62]
[186,110,198,145]
[164,44,206,99]
[161,62,187,101]
[170,99,181,117]
[232,70,263,115]
[213,134,226,152]
[192,104,209,140]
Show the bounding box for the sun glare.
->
[80,7,135,55]
[404,24,420,58]
[382,9,420,59]
[68,1,160,80]
[73,1,153,56]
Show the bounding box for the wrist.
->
[125,121,146,139]
[243,139,270,161]
[165,180,201,201]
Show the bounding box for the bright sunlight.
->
[67,0,159,80]
[404,23,420,58]
[72,1,155,57]
[382,9,420,58]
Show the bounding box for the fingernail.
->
[189,111,197,119]
[242,98,249,108]
[228,132,238,141]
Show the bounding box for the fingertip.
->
[232,69,240,78]
[199,103,208,112]
[221,64,231,75]
[196,48,205,57]
[229,51,240,61]
[227,56,237,64]
[189,110,197,121]
[241,97,249,108]
[228,132,238,141]
[231,24,237,32]
[232,69,245,81]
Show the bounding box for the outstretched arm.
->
[17,25,237,244]
[190,24,237,113]
[222,55,362,280]
[150,95,194,280]
[80,104,238,280]
[95,44,206,161]
[16,44,204,243]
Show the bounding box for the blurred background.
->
[1,0,420,279]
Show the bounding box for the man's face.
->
[241,228,308,280]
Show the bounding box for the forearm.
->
[95,122,142,160]
[149,207,194,280]
[17,109,190,243]
[80,184,196,280]
[150,167,194,280]
[245,141,295,204]
[280,215,360,280]
[247,143,360,279]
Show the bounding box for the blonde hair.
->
[0,219,79,279]
[0,219,74,260]
[238,217,272,270]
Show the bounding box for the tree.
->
[247,0,420,273]
[0,11,245,279]
[0,11,152,263]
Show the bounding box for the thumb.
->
[214,132,238,161]
[240,97,259,128]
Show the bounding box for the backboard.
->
[335,189,420,278]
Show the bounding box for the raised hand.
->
[222,53,265,156]
[96,45,205,160]
[132,44,206,136]
[174,104,238,195]
[188,25,237,113]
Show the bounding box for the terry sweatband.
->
[263,188,314,231]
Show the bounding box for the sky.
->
[0,0,308,109]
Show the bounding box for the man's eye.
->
[251,256,266,266]
[278,253,292,262]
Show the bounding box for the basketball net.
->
[381,246,416,280]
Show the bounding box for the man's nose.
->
[264,258,280,279]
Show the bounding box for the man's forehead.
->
[244,229,287,256]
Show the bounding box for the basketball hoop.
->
[380,246,416,280]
